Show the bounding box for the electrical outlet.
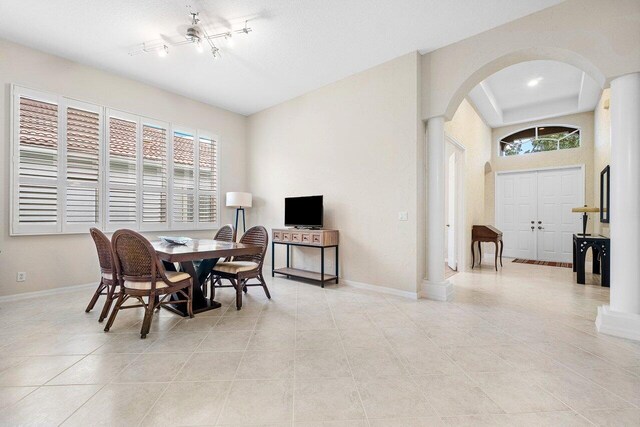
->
[398,211,408,221]
[17,272,26,282]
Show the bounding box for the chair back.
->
[111,229,166,286]
[90,227,114,277]
[214,224,236,242]
[235,226,269,268]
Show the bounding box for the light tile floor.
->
[0,262,639,426]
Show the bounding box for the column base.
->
[595,305,640,341]
[420,279,454,301]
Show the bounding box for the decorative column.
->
[422,116,454,301]
[596,72,640,341]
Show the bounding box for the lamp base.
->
[234,207,246,235]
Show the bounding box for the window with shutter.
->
[64,101,102,232]
[107,111,139,229]
[141,122,169,229]
[11,86,220,235]
[198,135,218,225]
[12,89,60,234]
[172,130,196,227]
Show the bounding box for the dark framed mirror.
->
[600,165,610,223]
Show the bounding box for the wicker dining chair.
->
[105,229,193,338]
[203,224,237,299]
[86,228,118,322]
[209,225,270,310]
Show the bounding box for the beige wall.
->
[593,89,611,237]
[421,0,640,120]
[247,53,422,295]
[444,99,492,269]
[485,112,595,233]
[0,39,248,296]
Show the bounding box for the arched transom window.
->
[500,126,580,156]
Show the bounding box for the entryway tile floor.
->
[0,262,638,426]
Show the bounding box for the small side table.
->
[573,234,610,287]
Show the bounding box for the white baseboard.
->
[420,279,454,301]
[596,305,640,341]
[339,279,418,300]
[0,282,96,303]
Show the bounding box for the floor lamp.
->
[226,192,252,235]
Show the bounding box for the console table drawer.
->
[272,228,338,247]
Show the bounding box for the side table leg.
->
[335,246,339,284]
[499,240,503,267]
[471,241,475,269]
[321,247,325,288]
[271,241,275,277]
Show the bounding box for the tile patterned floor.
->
[0,262,639,426]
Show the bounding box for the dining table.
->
[152,238,262,316]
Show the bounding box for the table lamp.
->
[572,205,600,236]
[226,192,252,234]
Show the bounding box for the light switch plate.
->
[398,211,408,221]
[17,272,26,282]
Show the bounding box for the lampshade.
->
[572,206,600,213]
[226,192,252,208]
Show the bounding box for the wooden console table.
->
[471,225,503,271]
[573,234,610,287]
[271,229,339,287]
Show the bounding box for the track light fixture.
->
[129,7,252,60]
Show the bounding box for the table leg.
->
[576,246,586,285]
[471,241,475,269]
[166,259,222,317]
[499,240,503,267]
[478,243,482,266]
[494,241,499,271]
[601,249,610,287]
[572,238,577,272]
[592,247,601,275]
[321,247,325,288]
[271,241,275,277]
[335,246,339,284]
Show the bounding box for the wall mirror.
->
[600,165,610,223]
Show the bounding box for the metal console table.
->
[271,228,339,288]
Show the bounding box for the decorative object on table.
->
[471,225,503,271]
[573,234,610,287]
[271,228,339,287]
[600,165,610,223]
[571,206,600,236]
[158,236,192,245]
[226,192,252,234]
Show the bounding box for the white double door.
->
[496,167,583,263]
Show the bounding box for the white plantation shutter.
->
[12,89,61,234]
[106,111,139,230]
[63,101,102,232]
[198,135,218,225]
[172,130,196,228]
[11,85,221,235]
[141,121,169,230]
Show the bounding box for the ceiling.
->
[0,0,563,115]
[467,60,602,128]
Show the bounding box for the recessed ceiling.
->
[0,0,564,115]
[467,60,602,128]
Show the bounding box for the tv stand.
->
[271,229,339,287]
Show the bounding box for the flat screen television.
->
[285,195,323,228]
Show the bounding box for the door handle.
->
[538,226,544,230]
[446,224,450,227]
[538,221,542,224]
[531,226,535,231]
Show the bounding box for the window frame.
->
[498,124,581,157]
[10,85,220,236]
